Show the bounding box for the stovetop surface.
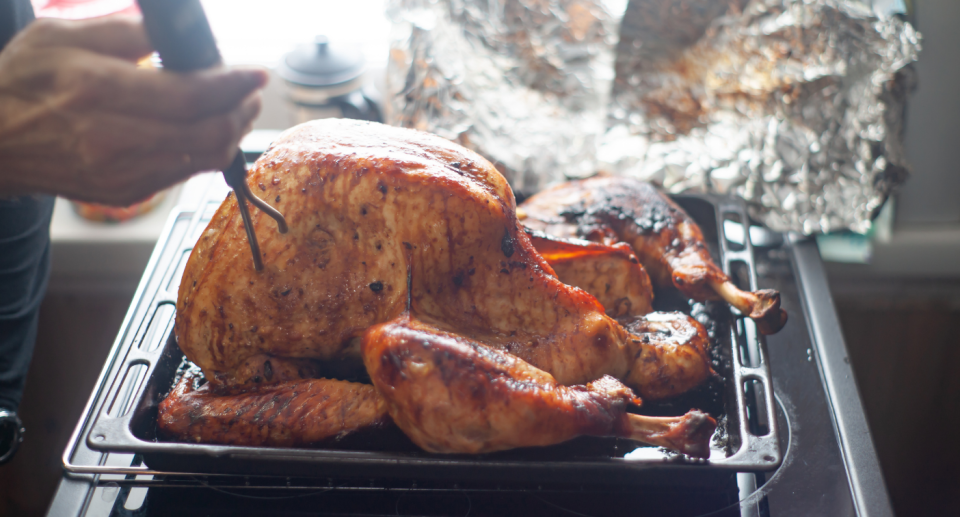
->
[47,177,889,517]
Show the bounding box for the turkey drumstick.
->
[518,176,787,334]
[363,317,716,458]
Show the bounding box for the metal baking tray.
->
[69,180,781,487]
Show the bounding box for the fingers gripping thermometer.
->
[137,0,287,271]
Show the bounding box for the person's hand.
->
[0,15,267,205]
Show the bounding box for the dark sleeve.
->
[0,0,48,412]
[0,196,54,411]
[0,0,35,50]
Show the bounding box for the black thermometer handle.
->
[136,0,243,190]
[137,0,247,192]
[137,0,222,72]
[136,0,284,273]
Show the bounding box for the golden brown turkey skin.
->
[620,312,713,400]
[166,120,720,454]
[519,176,787,334]
[157,374,389,447]
[519,177,724,296]
[525,229,653,318]
[362,317,716,457]
[177,119,635,390]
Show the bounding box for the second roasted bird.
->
[159,119,766,457]
[519,177,787,334]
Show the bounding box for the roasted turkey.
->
[158,119,753,457]
[519,177,788,334]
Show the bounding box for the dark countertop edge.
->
[788,234,893,517]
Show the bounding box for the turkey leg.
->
[362,317,716,457]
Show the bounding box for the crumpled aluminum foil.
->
[386,0,920,234]
[603,0,920,233]
[385,0,618,193]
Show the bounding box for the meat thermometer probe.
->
[136,0,287,271]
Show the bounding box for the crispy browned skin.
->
[525,229,653,318]
[169,120,717,454]
[362,317,715,457]
[519,176,787,334]
[620,312,713,400]
[157,374,389,447]
[175,119,710,395]
[177,118,604,388]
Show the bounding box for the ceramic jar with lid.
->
[277,36,381,124]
